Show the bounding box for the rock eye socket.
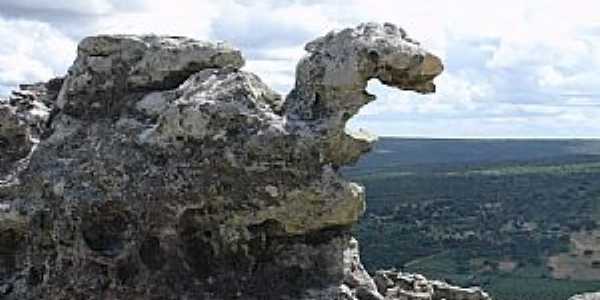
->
[368,50,380,63]
[80,201,131,257]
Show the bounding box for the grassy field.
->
[343,138,600,300]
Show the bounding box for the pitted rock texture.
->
[57,35,244,119]
[285,23,442,167]
[0,23,448,299]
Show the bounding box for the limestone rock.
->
[284,22,442,167]
[0,102,32,179]
[0,80,58,184]
[340,238,385,300]
[0,23,447,299]
[57,35,244,119]
[570,292,600,300]
[373,271,491,300]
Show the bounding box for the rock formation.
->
[569,293,600,300]
[372,270,490,300]
[0,22,490,299]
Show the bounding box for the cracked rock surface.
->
[0,23,462,300]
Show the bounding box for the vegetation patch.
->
[343,138,600,300]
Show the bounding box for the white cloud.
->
[92,0,219,38]
[1,0,599,137]
[0,0,115,15]
[0,18,75,94]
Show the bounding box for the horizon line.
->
[376,135,600,140]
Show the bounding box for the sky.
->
[1,0,600,138]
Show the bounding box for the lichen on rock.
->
[0,22,453,299]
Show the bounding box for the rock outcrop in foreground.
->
[0,22,492,299]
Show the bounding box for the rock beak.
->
[409,53,444,94]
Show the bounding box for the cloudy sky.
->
[1,0,599,138]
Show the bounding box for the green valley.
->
[343,138,600,300]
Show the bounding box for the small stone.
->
[265,185,279,197]
[52,180,65,197]
[0,283,13,296]
[136,92,168,117]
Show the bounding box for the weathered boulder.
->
[57,35,244,119]
[372,271,491,300]
[0,103,32,179]
[570,292,600,300]
[0,22,445,299]
[0,80,58,184]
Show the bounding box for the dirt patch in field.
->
[498,260,517,272]
[548,230,600,280]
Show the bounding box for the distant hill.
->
[347,138,600,169]
[343,138,600,300]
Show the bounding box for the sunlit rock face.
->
[0,23,446,299]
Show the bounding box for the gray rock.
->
[57,35,244,119]
[0,80,58,184]
[570,292,600,300]
[284,22,442,167]
[372,270,491,300]
[0,103,32,179]
[0,23,446,300]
